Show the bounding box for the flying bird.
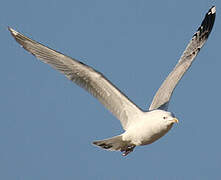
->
[9,6,216,156]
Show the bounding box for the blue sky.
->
[1,0,221,179]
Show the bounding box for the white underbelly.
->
[122,121,173,146]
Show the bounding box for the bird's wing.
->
[149,6,216,111]
[9,27,143,130]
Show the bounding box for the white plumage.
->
[9,6,215,156]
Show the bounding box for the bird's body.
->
[9,6,216,156]
[122,110,175,146]
[93,109,178,155]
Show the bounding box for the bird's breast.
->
[122,120,173,146]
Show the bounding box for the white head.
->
[123,109,179,146]
[147,109,179,127]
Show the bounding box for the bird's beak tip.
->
[173,118,179,123]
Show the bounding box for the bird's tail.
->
[93,135,136,156]
[93,135,128,151]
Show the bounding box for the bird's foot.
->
[121,145,136,156]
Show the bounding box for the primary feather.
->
[149,6,216,110]
[9,6,216,156]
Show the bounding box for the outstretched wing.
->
[149,6,216,111]
[9,27,143,130]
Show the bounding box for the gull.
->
[9,6,216,156]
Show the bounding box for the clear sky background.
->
[1,0,220,179]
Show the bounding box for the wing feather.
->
[9,27,142,130]
[149,6,216,110]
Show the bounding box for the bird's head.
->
[148,109,179,127]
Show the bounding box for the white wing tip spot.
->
[211,6,216,14]
[8,27,19,36]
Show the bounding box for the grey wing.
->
[149,6,216,111]
[9,27,143,130]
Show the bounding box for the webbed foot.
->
[121,145,136,156]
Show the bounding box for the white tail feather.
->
[93,135,127,151]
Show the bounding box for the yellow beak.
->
[172,118,179,123]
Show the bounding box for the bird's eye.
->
[163,116,167,120]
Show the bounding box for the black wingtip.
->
[209,6,216,14]
[203,6,216,32]
[193,6,216,40]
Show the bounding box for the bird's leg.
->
[121,145,136,156]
